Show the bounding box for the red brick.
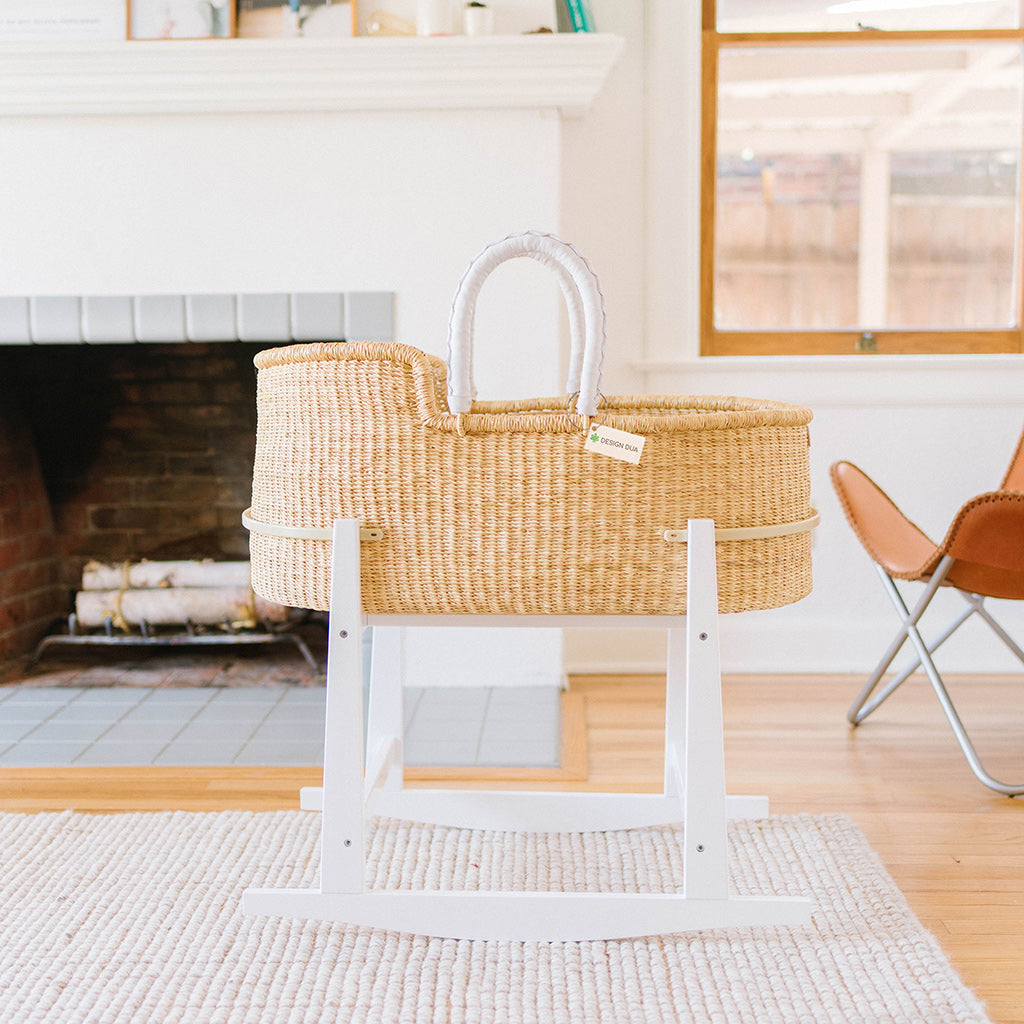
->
[0,539,22,570]
[212,380,247,403]
[167,453,252,478]
[89,506,218,533]
[64,480,129,506]
[93,450,168,477]
[107,355,169,380]
[17,501,52,536]
[0,505,27,539]
[115,426,210,454]
[180,356,244,380]
[1,562,47,597]
[0,451,21,477]
[131,530,221,560]
[25,588,65,623]
[57,532,133,561]
[132,479,229,505]
[161,404,248,429]
[0,634,16,662]
[52,504,90,535]
[19,533,55,564]
[106,408,154,431]
[124,380,212,405]
[219,532,251,559]
[0,601,25,631]
[217,431,257,457]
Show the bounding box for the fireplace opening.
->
[0,342,275,667]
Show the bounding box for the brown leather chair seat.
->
[830,435,1024,796]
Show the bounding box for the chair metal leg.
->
[972,596,1024,668]
[906,619,1024,797]
[848,560,953,724]
[852,556,1024,797]
[851,602,977,724]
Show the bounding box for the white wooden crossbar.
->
[242,519,813,940]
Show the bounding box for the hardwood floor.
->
[0,672,1021,1022]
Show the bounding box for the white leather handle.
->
[446,231,606,417]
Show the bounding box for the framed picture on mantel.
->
[236,0,356,38]
[0,0,128,40]
[129,0,235,38]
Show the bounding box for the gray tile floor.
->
[0,685,562,768]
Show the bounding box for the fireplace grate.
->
[30,613,320,673]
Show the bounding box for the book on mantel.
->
[561,0,595,33]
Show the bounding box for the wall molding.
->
[0,35,623,118]
[634,354,1024,408]
[564,611,1024,676]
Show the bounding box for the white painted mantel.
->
[0,35,623,117]
[0,33,624,381]
[0,32,624,688]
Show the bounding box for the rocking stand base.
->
[243,888,812,942]
[299,788,771,831]
[242,519,815,940]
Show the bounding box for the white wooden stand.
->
[243,519,813,940]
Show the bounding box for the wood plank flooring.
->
[0,672,1021,1022]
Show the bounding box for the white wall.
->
[559,1,646,397]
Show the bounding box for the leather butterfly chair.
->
[830,430,1024,796]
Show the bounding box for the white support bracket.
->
[244,518,813,940]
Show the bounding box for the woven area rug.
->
[0,811,992,1024]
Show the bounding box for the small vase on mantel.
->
[463,1,493,35]
[416,0,454,35]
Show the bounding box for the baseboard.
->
[564,660,668,675]
[564,612,1024,675]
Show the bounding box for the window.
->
[702,0,1024,355]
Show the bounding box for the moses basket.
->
[245,233,815,617]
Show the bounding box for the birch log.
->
[82,560,252,591]
[75,587,290,627]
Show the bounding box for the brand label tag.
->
[584,423,645,465]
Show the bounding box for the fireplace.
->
[0,36,621,678]
[0,342,263,662]
[0,281,402,666]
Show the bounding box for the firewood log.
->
[75,587,290,628]
[81,560,252,591]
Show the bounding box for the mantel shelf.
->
[0,34,624,118]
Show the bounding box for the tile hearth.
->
[0,684,562,769]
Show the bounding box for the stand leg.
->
[319,519,366,894]
[301,789,771,831]
[664,627,686,799]
[682,519,729,900]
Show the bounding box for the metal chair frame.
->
[848,555,1024,796]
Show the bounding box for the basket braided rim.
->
[254,341,814,435]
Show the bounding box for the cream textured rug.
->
[0,811,992,1024]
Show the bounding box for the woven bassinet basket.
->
[246,232,815,616]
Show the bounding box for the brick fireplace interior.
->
[0,342,270,664]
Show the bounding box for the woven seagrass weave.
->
[248,340,814,616]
